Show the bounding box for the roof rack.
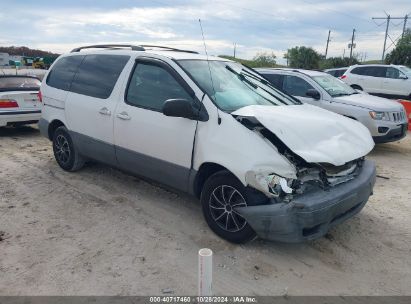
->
[139,45,198,54]
[70,44,198,54]
[71,44,145,53]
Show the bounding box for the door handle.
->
[116,111,131,120]
[99,107,111,116]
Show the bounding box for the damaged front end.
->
[233,113,376,242]
[238,115,364,201]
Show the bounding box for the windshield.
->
[0,77,41,91]
[312,74,357,97]
[178,60,300,112]
[399,66,411,77]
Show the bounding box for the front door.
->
[282,75,320,106]
[114,58,198,192]
[382,67,409,96]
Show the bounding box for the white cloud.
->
[0,0,409,62]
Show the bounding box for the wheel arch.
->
[192,162,231,199]
[48,119,65,140]
[344,115,357,120]
[351,84,363,90]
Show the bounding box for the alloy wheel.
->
[209,185,248,232]
[54,134,71,165]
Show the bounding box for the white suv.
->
[342,64,411,99]
[39,44,376,243]
[257,68,408,143]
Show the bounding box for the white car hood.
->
[333,92,404,111]
[232,104,374,166]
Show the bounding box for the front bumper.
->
[373,123,408,143]
[236,160,376,243]
[0,110,41,127]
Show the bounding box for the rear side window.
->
[351,67,365,75]
[282,75,314,97]
[70,55,130,99]
[351,66,386,77]
[46,56,85,91]
[263,74,284,90]
[126,62,193,111]
[0,77,41,92]
[367,67,386,77]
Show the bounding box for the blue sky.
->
[0,0,410,64]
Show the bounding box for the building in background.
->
[0,52,9,66]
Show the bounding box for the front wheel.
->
[200,171,256,243]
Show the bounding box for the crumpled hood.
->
[232,104,374,166]
[334,92,404,111]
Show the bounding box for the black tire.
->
[52,126,85,172]
[200,170,256,243]
[351,84,363,91]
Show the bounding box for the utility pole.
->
[325,30,331,59]
[402,14,408,38]
[372,14,408,62]
[233,43,236,58]
[343,48,345,58]
[349,29,355,64]
[382,15,390,62]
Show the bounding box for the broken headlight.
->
[245,171,295,198]
[266,174,294,196]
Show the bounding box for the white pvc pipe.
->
[198,248,213,296]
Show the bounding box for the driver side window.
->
[282,75,314,97]
[386,67,401,79]
[126,62,193,111]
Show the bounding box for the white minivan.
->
[39,44,376,243]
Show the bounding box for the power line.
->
[372,14,409,62]
[299,0,376,26]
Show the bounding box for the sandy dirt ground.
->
[0,126,410,296]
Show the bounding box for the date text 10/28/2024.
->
[149,296,257,303]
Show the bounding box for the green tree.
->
[385,29,411,66]
[286,46,321,69]
[219,53,282,68]
[252,52,277,67]
[320,56,359,69]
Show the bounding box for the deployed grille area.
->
[319,159,361,187]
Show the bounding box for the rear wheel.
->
[52,126,85,172]
[200,171,256,243]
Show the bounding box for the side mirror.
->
[162,98,208,121]
[306,89,321,100]
[399,74,408,80]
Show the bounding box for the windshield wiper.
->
[225,65,258,89]
[237,67,271,86]
[225,65,276,105]
[332,92,351,97]
[239,67,302,105]
[225,65,291,105]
